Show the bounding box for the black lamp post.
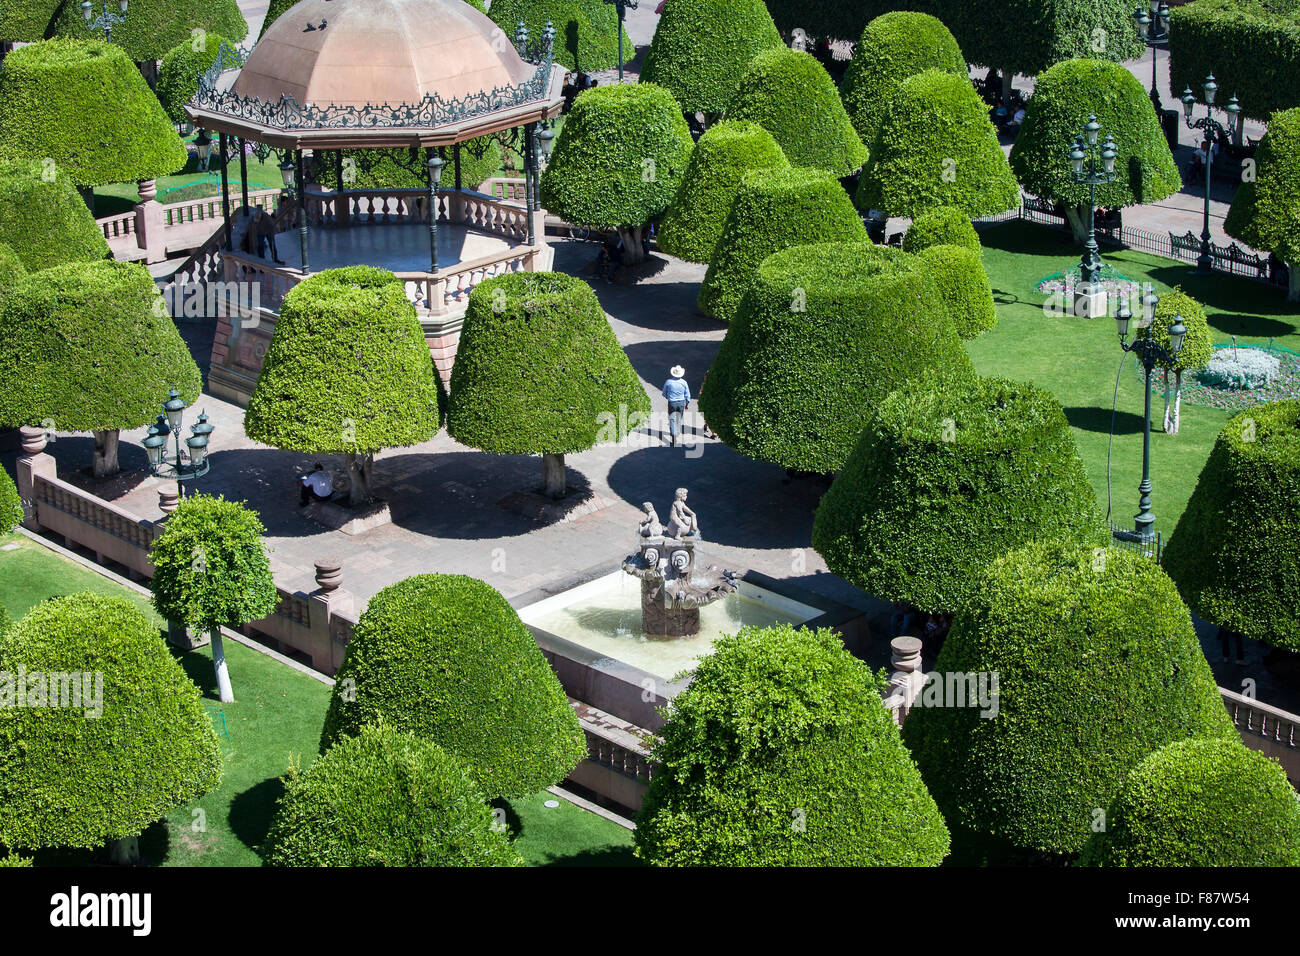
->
[1134,3,1170,112]
[1114,288,1185,543]
[603,0,638,83]
[80,0,127,41]
[426,152,445,274]
[193,129,213,172]
[143,390,213,487]
[279,155,309,274]
[1067,115,1118,289]
[1181,74,1241,275]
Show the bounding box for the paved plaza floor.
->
[270,221,522,274]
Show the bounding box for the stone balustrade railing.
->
[98,184,280,265]
[163,188,279,229]
[1221,687,1300,784]
[303,186,532,240]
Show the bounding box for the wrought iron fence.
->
[1109,522,1163,562]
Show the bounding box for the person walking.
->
[662,365,691,446]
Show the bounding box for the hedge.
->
[0,467,22,534]
[700,241,973,473]
[265,724,524,867]
[1149,287,1213,376]
[488,0,632,73]
[448,271,650,454]
[912,243,996,339]
[0,259,201,433]
[320,573,587,799]
[1170,0,1300,121]
[0,39,188,187]
[697,166,866,322]
[1226,106,1300,283]
[901,204,981,252]
[902,541,1236,861]
[0,160,110,270]
[640,0,784,116]
[813,377,1108,615]
[1010,58,1181,213]
[245,266,444,455]
[656,120,788,263]
[0,243,26,286]
[856,69,1020,218]
[540,83,693,231]
[0,0,61,43]
[51,0,248,63]
[1162,400,1300,651]
[634,624,950,866]
[1080,737,1300,866]
[761,0,892,41]
[155,33,233,125]
[723,46,867,176]
[841,12,967,145]
[312,138,503,192]
[0,593,222,851]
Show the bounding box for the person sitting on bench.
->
[300,463,333,506]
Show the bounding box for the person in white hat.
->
[662,365,691,446]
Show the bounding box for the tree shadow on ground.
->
[176,645,220,700]
[37,435,154,499]
[1064,406,1147,435]
[623,339,724,392]
[229,776,288,860]
[533,844,642,867]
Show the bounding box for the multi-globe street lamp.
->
[1134,3,1171,111]
[1114,289,1186,544]
[80,0,127,41]
[1067,115,1118,288]
[278,155,310,274]
[143,389,213,486]
[1181,74,1242,274]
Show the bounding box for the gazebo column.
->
[336,150,350,225]
[454,142,462,191]
[523,122,536,247]
[296,149,309,274]
[219,133,232,251]
[239,137,250,212]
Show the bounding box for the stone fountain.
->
[621,488,738,637]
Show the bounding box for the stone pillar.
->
[884,636,925,726]
[134,179,167,264]
[310,559,354,674]
[16,426,55,532]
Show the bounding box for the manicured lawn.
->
[92,147,285,217]
[971,221,1300,539]
[0,533,638,867]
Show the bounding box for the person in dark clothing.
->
[1219,625,1247,664]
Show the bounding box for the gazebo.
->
[186,0,566,403]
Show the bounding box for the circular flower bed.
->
[1133,343,1300,412]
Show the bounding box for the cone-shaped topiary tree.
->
[0,160,110,270]
[1079,737,1300,867]
[0,0,61,43]
[155,33,233,125]
[488,0,632,73]
[841,12,967,146]
[656,120,788,263]
[0,39,187,191]
[857,69,1020,218]
[313,138,502,193]
[320,573,587,800]
[245,266,445,506]
[149,494,278,704]
[265,724,525,867]
[902,541,1235,863]
[51,0,247,64]
[1010,58,1181,247]
[448,272,650,498]
[1162,400,1300,652]
[0,259,201,477]
[902,204,981,253]
[0,592,223,864]
[634,623,950,866]
[698,166,866,322]
[723,46,867,176]
[0,467,22,534]
[813,377,1108,614]
[0,243,26,285]
[1145,287,1212,435]
[541,83,694,264]
[640,0,783,119]
[1226,107,1300,301]
[912,243,996,339]
[700,241,974,473]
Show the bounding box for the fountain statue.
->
[622,488,738,637]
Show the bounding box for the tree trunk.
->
[1288,260,1300,302]
[1001,69,1015,102]
[1063,205,1090,246]
[1172,370,1183,435]
[344,452,374,507]
[92,429,120,479]
[541,453,566,499]
[617,225,647,265]
[108,836,140,865]
[1162,368,1172,432]
[211,628,234,702]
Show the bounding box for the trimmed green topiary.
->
[0,852,32,867]
[1226,107,1300,300]
[857,69,1019,218]
[634,623,950,866]
[657,120,788,263]
[245,266,445,506]
[813,377,1108,614]
[912,243,996,339]
[1147,287,1213,435]
[1080,737,1300,866]
[700,241,973,473]
[265,724,524,867]
[0,160,110,270]
[0,0,61,43]
[0,468,22,535]
[0,244,25,286]
[320,573,587,800]
[724,46,867,176]
[841,12,967,146]
[902,204,981,253]
[0,39,187,187]
[313,138,503,192]
[0,593,222,855]
[488,0,632,73]
[448,271,650,497]
[762,0,887,41]
[698,166,866,322]
[640,0,783,116]
[155,33,233,125]
[902,541,1235,861]
[1162,400,1300,652]
[52,0,247,64]
[1010,58,1181,247]
[258,0,299,38]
